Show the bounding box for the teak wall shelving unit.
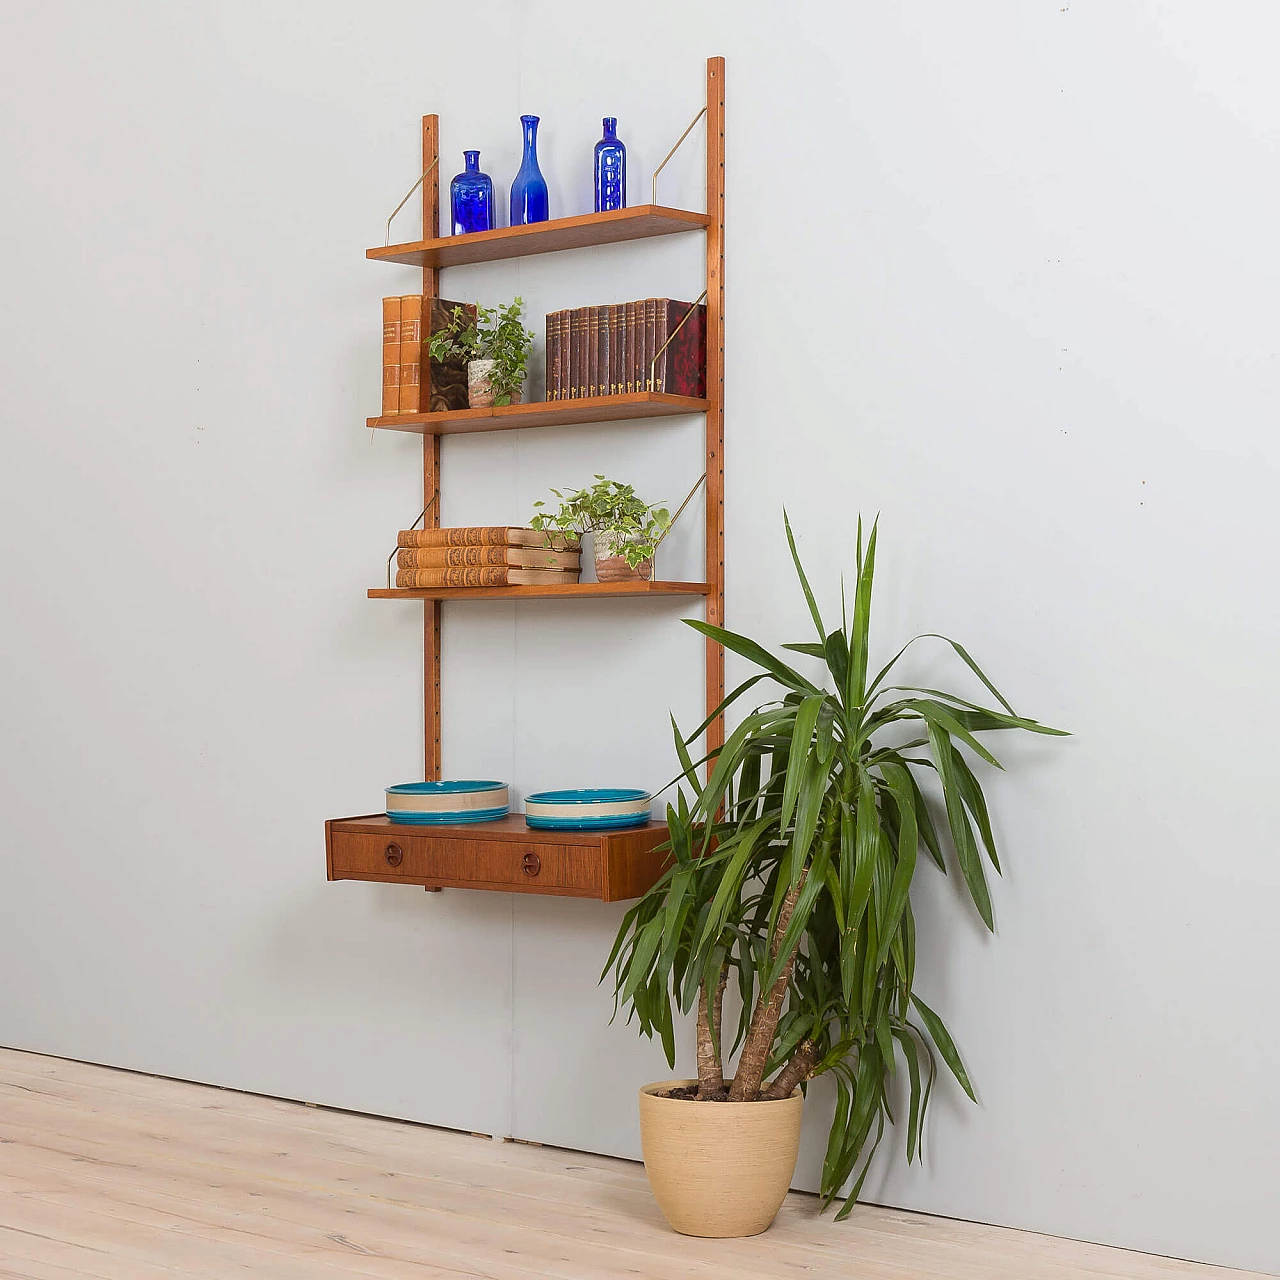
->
[326,56,725,903]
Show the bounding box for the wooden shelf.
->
[369,580,712,602]
[367,205,710,269]
[326,814,671,901]
[368,391,709,436]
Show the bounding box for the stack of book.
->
[381,297,476,416]
[544,298,706,402]
[396,527,582,589]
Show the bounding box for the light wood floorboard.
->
[0,1047,1260,1280]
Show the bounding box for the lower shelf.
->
[325,813,671,901]
[368,581,711,602]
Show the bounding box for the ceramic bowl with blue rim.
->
[385,781,509,825]
[523,788,652,831]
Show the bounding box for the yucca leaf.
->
[926,721,994,929]
[685,617,820,696]
[877,763,919,962]
[846,518,878,708]
[780,693,825,830]
[892,1027,923,1163]
[949,748,1000,873]
[912,994,976,1102]
[785,508,827,643]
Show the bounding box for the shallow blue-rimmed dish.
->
[524,788,651,831]
[386,780,509,825]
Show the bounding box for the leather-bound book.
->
[398,545,581,570]
[397,526,581,550]
[545,311,558,401]
[623,301,637,394]
[607,305,622,396]
[572,308,589,399]
[397,295,423,413]
[427,298,476,411]
[382,297,401,415]
[555,309,568,400]
[652,300,707,398]
[587,306,600,398]
[597,305,610,398]
[642,298,658,392]
[395,566,582,589]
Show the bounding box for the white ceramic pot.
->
[638,1079,803,1237]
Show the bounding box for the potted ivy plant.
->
[605,515,1066,1238]
[427,297,533,408]
[530,476,671,582]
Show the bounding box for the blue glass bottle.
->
[594,117,626,212]
[509,115,549,226]
[450,151,493,235]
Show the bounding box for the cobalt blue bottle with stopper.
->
[594,117,626,212]
[450,151,493,235]
[509,115,549,226]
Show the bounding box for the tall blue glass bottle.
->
[509,115,549,226]
[450,151,493,235]
[594,117,626,212]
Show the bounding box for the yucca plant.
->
[605,516,1066,1217]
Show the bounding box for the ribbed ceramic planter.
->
[638,1080,803,1238]
[594,530,652,582]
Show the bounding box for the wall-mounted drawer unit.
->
[325,814,671,902]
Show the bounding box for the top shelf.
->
[367,205,710,269]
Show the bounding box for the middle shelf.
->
[368,390,709,436]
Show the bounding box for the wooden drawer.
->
[329,829,602,896]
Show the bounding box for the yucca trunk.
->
[728,877,807,1101]
[696,963,730,1096]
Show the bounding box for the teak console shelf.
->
[326,57,726,901]
[327,815,671,902]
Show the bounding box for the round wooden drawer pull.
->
[384,843,404,867]
[521,852,541,877]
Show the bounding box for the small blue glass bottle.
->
[509,115,549,226]
[594,117,626,212]
[450,151,493,235]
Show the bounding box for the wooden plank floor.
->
[0,1047,1259,1280]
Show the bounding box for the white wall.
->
[2,3,1277,1274]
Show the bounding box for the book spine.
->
[598,305,610,398]
[623,302,635,394]
[587,306,600,398]
[545,312,558,401]
[396,566,511,588]
[610,304,623,396]
[397,295,423,413]
[555,310,567,400]
[575,308,589,398]
[566,309,579,400]
[398,526,517,549]
[382,297,401,415]
[652,299,672,395]
[397,526,581,550]
[643,298,658,392]
[397,545,582,569]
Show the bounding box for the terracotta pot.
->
[638,1079,803,1238]
[466,359,522,409]
[594,530,652,582]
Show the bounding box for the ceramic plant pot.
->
[638,1080,803,1238]
[593,529,652,582]
[466,360,522,409]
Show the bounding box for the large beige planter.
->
[638,1079,803,1238]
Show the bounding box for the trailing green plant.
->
[427,297,533,406]
[531,476,672,569]
[604,514,1066,1218]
